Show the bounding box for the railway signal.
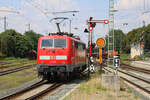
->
[86,17,109,73]
[86,17,109,57]
[113,55,120,75]
[114,56,120,68]
[89,24,93,57]
[87,18,109,56]
[96,38,106,72]
[104,19,109,24]
[96,38,106,47]
[87,19,109,24]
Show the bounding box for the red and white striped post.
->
[88,24,93,56]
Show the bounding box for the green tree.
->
[0,29,32,57]
[24,30,42,51]
[15,34,32,57]
[104,29,125,54]
[0,29,18,56]
[121,28,143,53]
[114,29,125,53]
[121,24,150,53]
[144,24,150,50]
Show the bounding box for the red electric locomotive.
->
[37,33,87,80]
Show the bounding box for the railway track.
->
[0,64,36,76]
[26,83,63,100]
[120,63,150,74]
[0,80,63,100]
[0,62,35,69]
[103,67,150,99]
[0,80,45,100]
[0,59,31,64]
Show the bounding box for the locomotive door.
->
[71,40,75,64]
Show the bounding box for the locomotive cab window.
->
[54,39,66,48]
[41,39,53,48]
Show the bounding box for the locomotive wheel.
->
[42,74,49,81]
[64,72,70,81]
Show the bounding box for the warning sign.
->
[96,38,106,47]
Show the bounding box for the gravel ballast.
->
[42,79,82,100]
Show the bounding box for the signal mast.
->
[86,17,109,73]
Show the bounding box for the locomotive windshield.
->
[41,39,66,48]
[54,39,66,48]
[41,39,53,48]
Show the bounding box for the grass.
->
[0,57,37,93]
[0,59,35,63]
[96,83,107,91]
[0,57,35,63]
[120,53,131,64]
[2,57,17,60]
[0,65,37,93]
[127,87,132,93]
[64,71,141,100]
[0,61,35,68]
[0,58,36,71]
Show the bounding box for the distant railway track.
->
[0,59,31,64]
[0,64,36,76]
[0,62,35,69]
[103,67,150,95]
[120,63,150,74]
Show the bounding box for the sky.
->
[0,0,150,43]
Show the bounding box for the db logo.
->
[50,56,56,60]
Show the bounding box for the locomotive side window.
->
[79,44,82,50]
[71,40,73,48]
[75,41,78,48]
[41,39,53,48]
[83,44,86,50]
[54,39,66,48]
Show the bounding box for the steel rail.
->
[118,69,150,84]
[103,64,150,84]
[121,63,150,74]
[121,77,150,94]
[25,83,63,100]
[0,64,36,76]
[103,67,150,94]
[0,62,34,69]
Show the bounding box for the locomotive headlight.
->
[56,56,67,60]
[40,56,50,60]
[41,61,44,64]
[62,62,65,65]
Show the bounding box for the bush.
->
[134,56,142,61]
[0,52,6,59]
